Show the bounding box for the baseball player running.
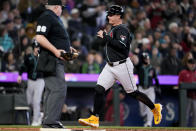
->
[78,5,162,128]
[137,52,160,127]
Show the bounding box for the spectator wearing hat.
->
[178,55,196,127]
[68,8,84,35]
[26,23,36,40]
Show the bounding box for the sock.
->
[129,90,155,110]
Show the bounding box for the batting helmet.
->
[141,52,150,60]
[107,5,124,18]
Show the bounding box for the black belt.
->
[108,59,127,67]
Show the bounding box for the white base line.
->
[84,130,106,131]
[40,128,106,131]
[40,128,72,131]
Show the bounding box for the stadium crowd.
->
[0,0,196,127]
[0,0,196,75]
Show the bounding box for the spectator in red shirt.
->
[178,54,196,127]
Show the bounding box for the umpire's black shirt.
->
[103,24,131,62]
[36,9,70,52]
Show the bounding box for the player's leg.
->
[32,79,45,126]
[138,87,155,127]
[115,58,162,125]
[78,64,116,128]
[138,86,148,126]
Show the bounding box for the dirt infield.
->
[0,127,196,131]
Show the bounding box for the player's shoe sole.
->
[78,119,99,128]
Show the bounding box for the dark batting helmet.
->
[141,52,150,60]
[107,5,124,18]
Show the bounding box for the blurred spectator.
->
[2,52,18,72]
[143,18,153,35]
[179,0,191,18]
[60,10,71,29]
[105,86,126,125]
[167,22,182,44]
[0,0,11,23]
[14,16,22,29]
[25,23,36,40]
[147,0,165,29]
[0,24,14,53]
[182,52,194,69]
[68,8,83,33]
[64,59,82,73]
[151,47,162,73]
[161,45,182,75]
[80,0,105,36]
[17,0,37,21]
[178,57,196,127]
[81,51,100,73]
[3,19,18,45]
[71,37,88,61]
[96,2,107,29]
[164,0,182,25]
[192,42,196,59]
[18,27,26,38]
[159,34,170,57]
[13,35,31,59]
[180,25,194,53]
[94,52,106,71]
[131,31,143,52]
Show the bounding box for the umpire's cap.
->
[47,0,64,6]
[107,5,124,17]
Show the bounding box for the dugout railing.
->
[179,82,196,127]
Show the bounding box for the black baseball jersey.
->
[137,65,159,88]
[103,24,132,62]
[19,54,43,80]
[36,9,70,52]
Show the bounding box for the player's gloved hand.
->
[60,51,79,61]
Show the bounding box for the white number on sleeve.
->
[36,25,47,33]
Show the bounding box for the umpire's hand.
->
[54,49,66,61]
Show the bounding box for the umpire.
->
[35,0,76,128]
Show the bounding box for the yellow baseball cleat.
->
[151,103,162,125]
[78,115,99,128]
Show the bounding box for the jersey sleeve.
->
[36,15,52,36]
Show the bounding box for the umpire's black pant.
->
[43,59,67,124]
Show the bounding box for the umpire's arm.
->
[35,35,64,59]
